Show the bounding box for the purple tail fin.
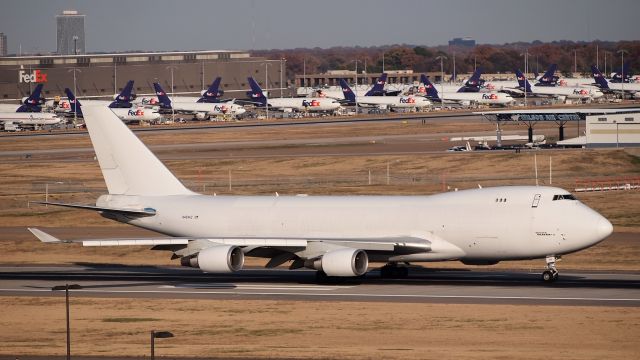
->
[198,77,224,103]
[591,65,609,89]
[515,69,532,93]
[365,73,387,96]
[109,80,134,108]
[16,84,44,112]
[536,64,559,86]
[420,74,440,100]
[152,82,173,110]
[64,88,83,117]
[246,77,267,106]
[339,79,356,102]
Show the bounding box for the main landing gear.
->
[542,255,559,283]
[380,263,409,279]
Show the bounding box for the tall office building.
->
[56,10,85,55]
[0,33,7,56]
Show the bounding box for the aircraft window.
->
[553,194,577,201]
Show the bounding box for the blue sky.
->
[1,0,638,54]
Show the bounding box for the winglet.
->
[28,228,64,243]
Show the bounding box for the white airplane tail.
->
[82,105,194,196]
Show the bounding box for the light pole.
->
[435,55,447,97]
[574,49,577,74]
[264,62,272,120]
[166,65,178,121]
[618,49,628,100]
[45,181,64,206]
[52,284,81,360]
[113,62,117,95]
[520,50,529,107]
[351,60,361,112]
[68,68,81,124]
[280,57,285,98]
[151,331,174,360]
[452,52,456,83]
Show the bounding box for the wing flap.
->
[28,228,430,254]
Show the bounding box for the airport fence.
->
[575,177,640,192]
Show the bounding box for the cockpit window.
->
[553,194,577,201]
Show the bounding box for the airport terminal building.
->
[0,50,284,101]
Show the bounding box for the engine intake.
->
[306,248,369,277]
[184,245,244,273]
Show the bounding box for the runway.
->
[1,265,638,307]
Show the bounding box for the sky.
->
[1,0,639,55]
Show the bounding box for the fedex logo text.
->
[19,70,48,83]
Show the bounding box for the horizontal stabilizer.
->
[30,201,157,217]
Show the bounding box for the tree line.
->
[253,40,639,79]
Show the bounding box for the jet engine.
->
[305,248,369,277]
[183,245,244,273]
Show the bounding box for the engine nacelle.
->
[186,245,244,273]
[194,112,207,120]
[306,248,369,277]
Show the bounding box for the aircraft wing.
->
[28,227,431,254]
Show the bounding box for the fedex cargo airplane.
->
[135,77,227,106]
[591,65,640,98]
[0,84,45,113]
[339,79,431,109]
[62,88,161,123]
[30,104,613,283]
[153,83,246,119]
[246,77,341,112]
[504,69,603,100]
[420,75,514,106]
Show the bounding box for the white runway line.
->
[0,288,639,303]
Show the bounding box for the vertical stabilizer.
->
[339,79,356,103]
[17,84,44,112]
[246,77,268,106]
[109,80,135,108]
[198,77,224,103]
[365,73,388,96]
[420,74,440,100]
[515,69,532,93]
[64,88,83,116]
[82,105,193,196]
[591,65,609,89]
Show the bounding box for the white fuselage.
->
[354,95,431,109]
[438,91,514,106]
[266,97,342,112]
[109,186,611,263]
[526,85,604,99]
[166,101,246,116]
[0,112,61,125]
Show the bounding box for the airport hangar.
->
[0,50,285,101]
[478,108,640,148]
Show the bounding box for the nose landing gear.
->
[542,255,559,283]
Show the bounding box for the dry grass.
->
[0,297,638,359]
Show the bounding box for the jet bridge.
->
[475,108,640,146]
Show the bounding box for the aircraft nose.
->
[596,217,613,240]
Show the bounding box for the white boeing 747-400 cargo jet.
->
[29,105,613,282]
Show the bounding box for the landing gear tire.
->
[542,255,560,283]
[315,271,346,284]
[380,263,409,279]
[542,270,558,283]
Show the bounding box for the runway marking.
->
[0,288,638,303]
[161,283,351,291]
